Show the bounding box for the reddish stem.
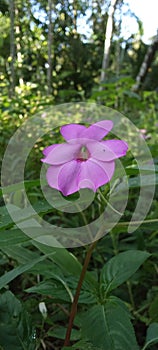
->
[64,241,96,346]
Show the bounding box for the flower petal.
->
[46,165,63,190]
[42,144,58,156]
[41,143,81,165]
[87,140,128,161]
[60,124,86,141]
[81,120,113,141]
[102,140,128,158]
[90,158,115,181]
[78,159,115,191]
[58,160,81,196]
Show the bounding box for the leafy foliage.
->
[81,298,139,350]
[0,291,35,350]
[142,323,158,350]
[100,250,150,294]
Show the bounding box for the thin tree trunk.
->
[15,0,24,86]
[73,0,77,34]
[132,32,158,92]
[9,0,15,96]
[100,0,118,89]
[47,0,53,95]
[115,2,122,79]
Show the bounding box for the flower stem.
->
[64,240,97,346]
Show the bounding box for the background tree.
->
[132,31,158,92]
[47,0,53,95]
[100,0,119,88]
[9,0,15,96]
[0,0,157,99]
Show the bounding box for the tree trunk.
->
[115,1,122,79]
[9,0,15,96]
[47,0,53,95]
[100,0,118,89]
[132,32,158,92]
[73,0,77,34]
[15,0,24,86]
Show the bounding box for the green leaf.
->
[0,201,52,230]
[0,179,41,196]
[126,165,158,175]
[81,297,139,350]
[0,245,40,264]
[114,174,158,192]
[0,229,30,247]
[0,253,54,290]
[1,237,94,284]
[48,326,80,340]
[26,275,96,304]
[0,240,95,288]
[26,281,73,303]
[0,291,35,350]
[100,250,150,293]
[123,90,141,99]
[142,323,158,350]
[32,241,96,286]
[32,241,82,275]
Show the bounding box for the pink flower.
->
[140,128,147,134]
[41,121,128,196]
[139,128,150,140]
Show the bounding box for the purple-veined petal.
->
[87,140,128,162]
[58,160,81,196]
[42,144,58,156]
[46,165,64,190]
[60,124,86,141]
[78,158,115,191]
[81,120,113,141]
[41,143,81,165]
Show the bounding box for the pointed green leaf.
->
[81,297,139,350]
[100,250,150,293]
[0,229,30,247]
[0,253,54,290]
